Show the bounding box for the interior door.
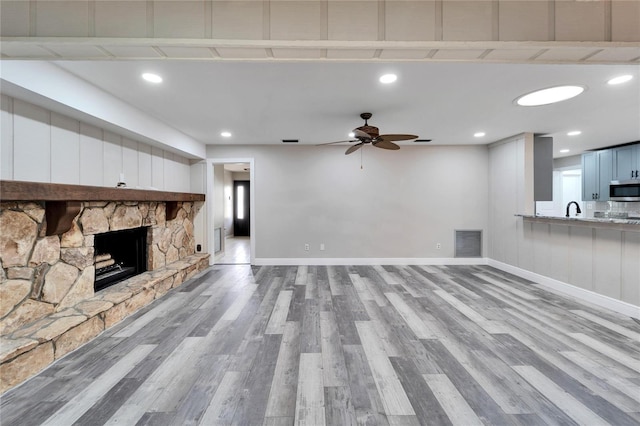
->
[233,180,250,236]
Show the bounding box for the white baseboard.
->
[254,257,489,266]
[488,259,640,319]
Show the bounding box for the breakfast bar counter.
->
[515,214,640,231]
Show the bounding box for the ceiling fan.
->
[318,112,419,155]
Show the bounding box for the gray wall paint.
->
[208,144,489,259]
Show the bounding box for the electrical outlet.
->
[320,243,325,251]
[304,243,310,251]
[436,243,441,249]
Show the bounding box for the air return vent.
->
[282,139,299,143]
[454,230,482,258]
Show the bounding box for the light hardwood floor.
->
[2,264,639,425]
[214,237,250,265]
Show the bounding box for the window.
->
[237,185,244,219]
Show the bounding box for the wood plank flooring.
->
[2,264,640,425]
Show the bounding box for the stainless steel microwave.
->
[610,180,640,201]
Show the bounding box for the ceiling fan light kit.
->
[317,112,420,155]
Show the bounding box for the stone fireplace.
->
[0,180,209,392]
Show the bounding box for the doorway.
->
[210,161,254,265]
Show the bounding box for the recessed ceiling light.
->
[567,130,582,136]
[559,149,570,153]
[348,132,355,138]
[474,132,486,137]
[221,131,232,137]
[379,74,397,84]
[142,73,162,83]
[607,75,633,85]
[515,85,585,106]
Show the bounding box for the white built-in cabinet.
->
[582,150,612,201]
[612,144,640,181]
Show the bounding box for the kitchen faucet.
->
[566,201,582,218]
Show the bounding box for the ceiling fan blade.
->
[353,129,371,139]
[377,134,419,142]
[373,140,400,150]
[316,139,356,146]
[345,142,364,155]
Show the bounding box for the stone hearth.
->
[0,186,209,392]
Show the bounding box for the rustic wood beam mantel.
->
[0,180,205,202]
[1,180,205,235]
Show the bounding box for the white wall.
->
[208,144,489,260]
[488,134,534,266]
[213,165,225,232]
[0,95,190,191]
[488,135,640,308]
[190,161,207,255]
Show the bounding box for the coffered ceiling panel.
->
[270,1,322,40]
[45,45,111,59]
[95,2,147,38]
[433,49,485,60]
[555,1,605,42]
[215,48,269,58]
[328,1,379,41]
[212,1,265,40]
[442,1,494,41]
[159,47,217,59]
[484,49,542,61]
[612,1,640,42]
[378,49,428,59]
[35,1,89,37]
[0,1,29,37]
[498,0,550,41]
[385,1,436,41]
[326,49,376,59]
[535,47,603,62]
[153,1,206,38]
[586,48,640,63]
[102,46,164,59]
[271,49,324,59]
[0,44,56,58]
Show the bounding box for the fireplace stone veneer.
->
[0,187,208,392]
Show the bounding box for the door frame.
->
[206,158,255,265]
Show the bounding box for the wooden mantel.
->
[0,180,205,202]
[1,180,205,235]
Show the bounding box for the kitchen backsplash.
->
[535,200,640,218]
[585,201,640,218]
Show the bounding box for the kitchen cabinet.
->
[582,150,612,201]
[612,144,640,180]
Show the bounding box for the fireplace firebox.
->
[94,227,148,291]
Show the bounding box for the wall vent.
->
[454,230,482,258]
[282,139,299,143]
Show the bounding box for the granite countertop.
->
[515,214,640,226]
